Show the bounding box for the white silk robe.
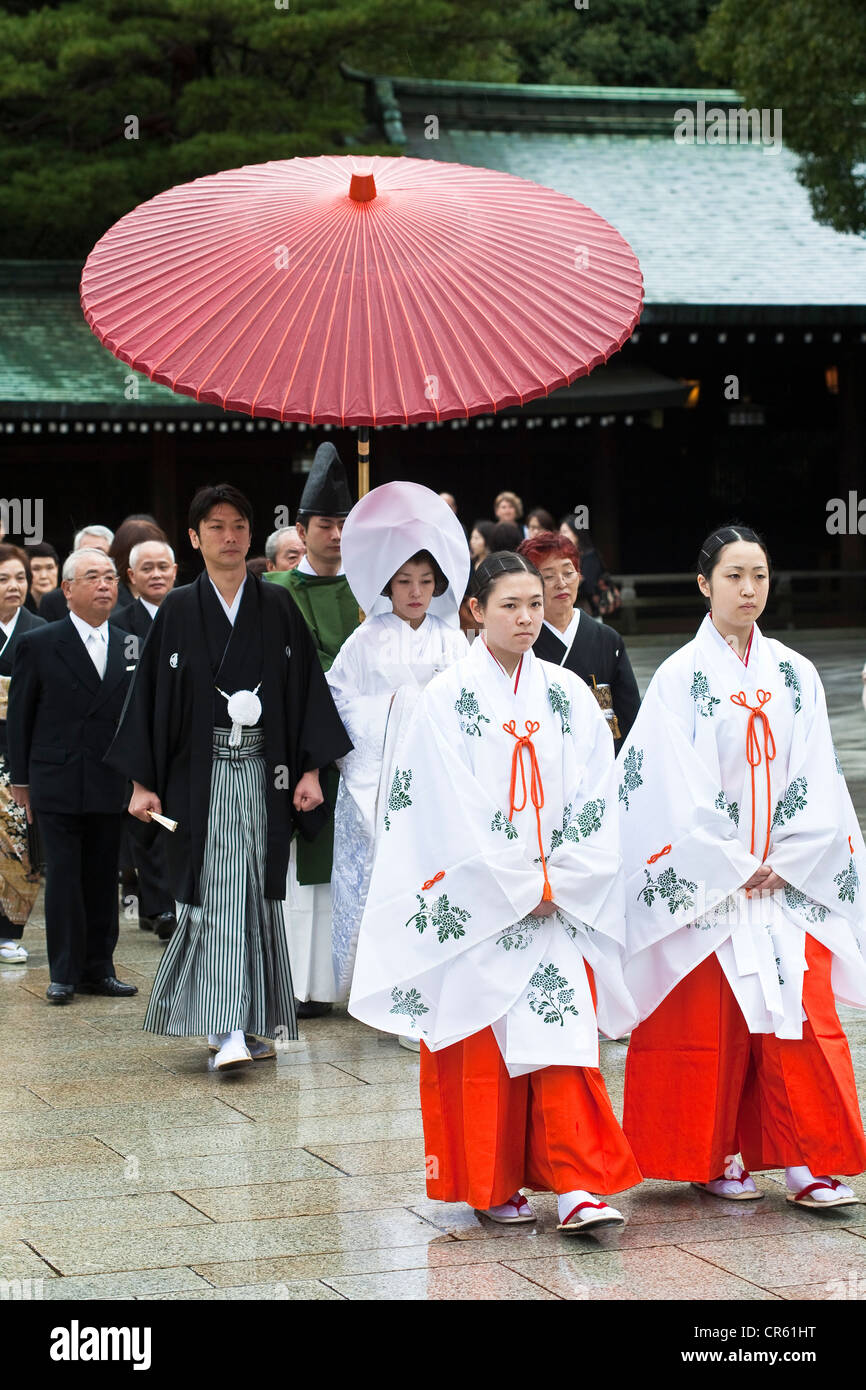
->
[349,638,638,1076]
[618,615,866,1038]
[326,612,467,1000]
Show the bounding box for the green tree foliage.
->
[512,0,716,89]
[698,0,866,235]
[0,0,540,256]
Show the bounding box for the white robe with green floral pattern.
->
[618,614,866,1038]
[326,612,468,1000]
[349,639,637,1076]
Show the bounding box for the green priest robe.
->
[265,568,361,882]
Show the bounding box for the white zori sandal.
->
[787,1177,859,1210]
[556,1190,625,1232]
[692,1155,762,1201]
[478,1192,536,1224]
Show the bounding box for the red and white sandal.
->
[787,1178,859,1210]
[478,1192,537,1224]
[691,1170,763,1201]
[557,1199,625,1232]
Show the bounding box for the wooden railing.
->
[610,571,866,634]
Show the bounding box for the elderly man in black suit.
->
[8,547,137,1003]
[116,539,178,940]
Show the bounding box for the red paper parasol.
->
[81,154,643,487]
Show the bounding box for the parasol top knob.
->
[349,171,377,203]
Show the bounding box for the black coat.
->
[0,606,46,759]
[533,615,641,753]
[104,571,352,906]
[114,597,155,656]
[7,616,134,812]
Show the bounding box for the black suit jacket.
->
[7,617,134,813]
[0,606,46,759]
[533,615,641,752]
[114,597,156,658]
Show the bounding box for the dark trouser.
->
[39,811,122,986]
[129,830,173,919]
[0,909,22,942]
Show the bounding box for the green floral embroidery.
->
[778,660,802,714]
[833,746,844,776]
[389,987,428,1027]
[714,789,740,826]
[550,798,605,853]
[783,884,828,924]
[455,688,490,737]
[547,682,572,735]
[638,864,698,914]
[491,810,519,841]
[690,670,720,718]
[618,746,644,811]
[383,767,412,832]
[771,777,808,829]
[834,856,860,904]
[496,914,542,951]
[405,890,471,943]
[527,962,580,1026]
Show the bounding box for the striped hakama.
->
[143,727,297,1039]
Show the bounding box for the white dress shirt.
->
[69,610,109,678]
[140,598,159,620]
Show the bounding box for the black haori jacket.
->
[105,571,352,906]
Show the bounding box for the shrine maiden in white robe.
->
[326,611,467,999]
[349,638,638,1076]
[618,613,866,1038]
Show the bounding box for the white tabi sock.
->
[208,1030,245,1049]
[786,1165,855,1201]
[704,1154,758,1196]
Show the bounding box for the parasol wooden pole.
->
[357,425,370,498]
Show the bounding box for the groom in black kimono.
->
[106,483,352,1070]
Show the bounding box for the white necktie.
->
[86,630,106,679]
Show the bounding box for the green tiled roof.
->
[346,70,866,311]
[0,264,214,414]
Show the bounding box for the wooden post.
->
[357,425,370,498]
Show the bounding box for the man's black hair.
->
[188,483,254,534]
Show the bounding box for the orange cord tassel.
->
[647,844,672,865]
[730,689,776,862]
[503,719,554,903]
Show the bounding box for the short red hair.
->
[517,531,580,570]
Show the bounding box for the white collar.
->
[140,597,159,619]
[69,610,108,643]
[0,608,21,639]
[543,608,581,655]
[298,555,345,578]
[209,575,246,626]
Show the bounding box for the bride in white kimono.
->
[350,551,641,1231]
[619,525,866,1210]
[326,483,469,1009]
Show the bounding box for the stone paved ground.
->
[2,629,866,1302]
